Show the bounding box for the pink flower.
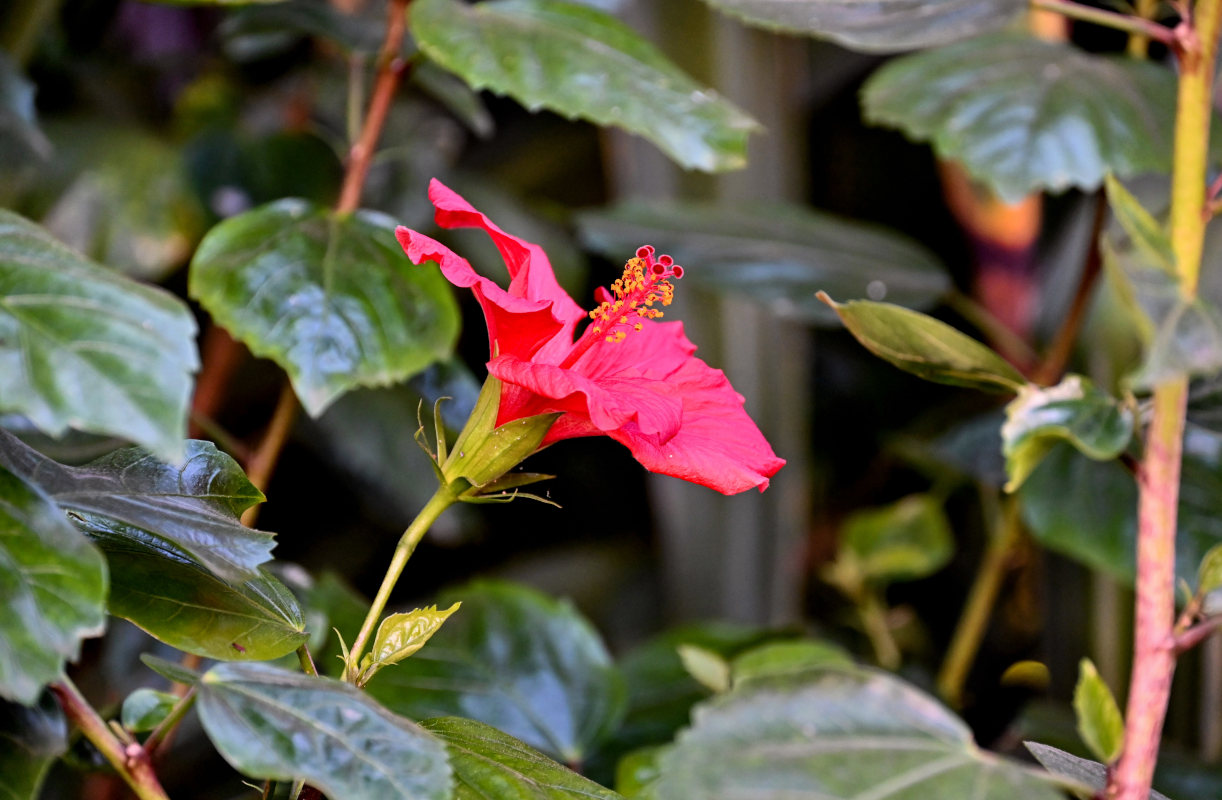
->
[396,180,785,495]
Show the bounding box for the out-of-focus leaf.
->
[730,640,852,685]
[0,431,274,584]
[1021,428,1222,585]
[1130,298,1222,388]
[366,580,624,763]
[423,716,624,800]
[892,410,1007,488]
[138,0,291,6]
[121,688,178,734]
[616,747,664,798]
[1198,543,1222,595]
[676,646,731,694]
[819,294,1025,392]
[219,0,387,57]
[1026,743,1166,799]
[139,653,201,686]
[863,33,1183,202]
[1002,375,1133,492]
[0,52,51,162]
[189,199,460,416]
[0,211,197,462]
[294,571,368,677]
[0,464,106,705]
[197,662,451,800]
[412,0,758,172]
[652,666,1066,800]
[839,494,953,583]
[699,0,1021,53]
[1073,659,1124,765]
[0,693,67,800]
[578,201,949,325]
[414,61,496,139]
[358,602,461,685]
[87,515,306,661]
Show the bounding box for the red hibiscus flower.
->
[396,179,785,495]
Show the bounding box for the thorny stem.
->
[335,0,412,214]
[1109,0,1222,794]
[50,679,171,800]
[344,486,458,681]
[1030,0,1177,44]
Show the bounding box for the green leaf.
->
[359,602,462,685]
[1130,298,1222,389]
[0,52,51,162]
[699,0,1021,53]
[676,646,731,694]
[366,580,625,763]
[862,33,1183,203]
[577,201,949,325]
[189,199,460,416]
[423,716,623,800]
[616,747,665,799]
[197,662,451,800]
[411,0,758,172]
[0,464,106,704]
[0,210,198,462]
[1198,544,1222,595]
[1073,659,1124,765]
[0,431,274,583]
[1101,177,1178,346]
[1002,375,1133,493]
[1025,743,1169,800]
[87,514,306,661]
[139,653,201,686]
[219,0,387,56]
[840,494,954,584]
[0,693,66,800]
[121,688,179,734]
[652,666,1065,800]
[294,571,369,677]
[818,294,1025,393]
[730,640,853,685]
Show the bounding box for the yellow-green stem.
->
[1128,0,1159,56]
[937,496,1024,707]
[859,589,901,670]
[344,486,457,680]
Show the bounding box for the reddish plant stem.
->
[335,0,412,214]
[1175,615,1222,654]
[241,383,299,527]
[1030,0,1177,44]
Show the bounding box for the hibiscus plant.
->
[2,0,1222,799]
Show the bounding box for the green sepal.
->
[442,377,559,492]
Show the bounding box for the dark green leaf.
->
[88,515,306,661]
[700,0,1021,53]
[0,464,106,704]
[653,666,1064,800]
[819,294,1025,392]
[423,716,623,800]
[1073,659,1124,765]
[839,493,954,584]
[892,410,1008,488]
[293,571,368,677]
[121,688,178,733]
[1025,743,1167,799]
[578,201,949,325]
[1002,375,1133,492]
[0,52,51,162]
[0,693,67,800]
[197,662,451,800]
[862,33,1182,202]
[139,653,201,686]
[0,431,274,583]
[412,0,758,172]
[1130,298,1222,389]
[0,210,198,461]
[730,640,853,685]
[414,61,496,139]
[190,199,460,416]
[366,580,624,763]
[219,0,387,56]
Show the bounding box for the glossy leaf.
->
[676,645,731,694]
[730,640,853,685]
[0,210,197,462]
[190,199,460,416]
[863,34,1182,202]
[0,464,106,704]
[840,494,954,583]
[578,201,949,325]
[0,430,274,583]
[1026,743,1167,800]
[1001,375,1133,492]
[197,662,451,800]
[699,0,1021,53]
[819,294,1025,393]
[0,52,51,162]
[1073,659,1124,765]
[652,666,1065,800]
[366,580,625,763]
[121,688,178,733]
[411,0,758,172]
[359,602,462,685]
[423,716,623,800]
[0,693,66,800]
[87,515,306,661]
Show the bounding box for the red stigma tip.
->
[671,265,684,279]
[650,263,665,276]
[636,245,653,258]
[658,254,673,266]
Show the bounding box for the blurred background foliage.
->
[6,0,1222,796]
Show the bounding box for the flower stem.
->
[344,486,458,680]
[1109,0,1222,794]
[1029,0,1176,45]
[50,679,171,800]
